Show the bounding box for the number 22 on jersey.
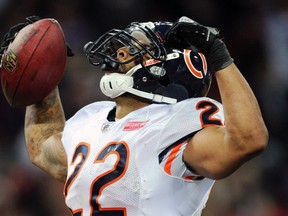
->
[64,99,222,215]
[64,141,130,216]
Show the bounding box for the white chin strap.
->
[99,64,177,104]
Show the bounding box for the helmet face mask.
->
[84,22,167,71]
[84,21,212,103]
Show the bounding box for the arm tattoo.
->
[25,88,67,181]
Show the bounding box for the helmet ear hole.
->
[159,75,170,86]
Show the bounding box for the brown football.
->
[0,18,67,107]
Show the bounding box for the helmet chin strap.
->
[100,64,177,104]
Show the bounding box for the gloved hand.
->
[0,15,74,57]
[165,16,233,72]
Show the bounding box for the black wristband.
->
[207,38,233,72]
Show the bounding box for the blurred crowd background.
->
[0,0,287,215]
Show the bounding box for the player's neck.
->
[114,96,150,119]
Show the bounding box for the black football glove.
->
[165,16,233,72]
[0,15,74,57]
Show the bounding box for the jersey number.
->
[64,142,129,216]
[196,100,223,127]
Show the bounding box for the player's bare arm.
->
[0,16,71,182]
[165,17,268,179]
[184,63,268,179]
[25,87,67,182]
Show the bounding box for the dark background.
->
[0,0,287,215]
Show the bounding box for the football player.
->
[5,16,268,215]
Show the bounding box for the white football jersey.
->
[62,97,224,216]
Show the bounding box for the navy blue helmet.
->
[84,21,212,103]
